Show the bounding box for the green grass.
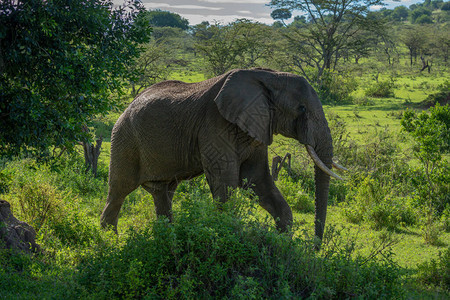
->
[1,70,449,298]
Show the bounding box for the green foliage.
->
[365,78,396,98]
[0,0,151,158]
[392,6,410,22]
[317,70,358,104]
[76,190,405,299]
[277,176,314,213]
[401,104,449,243]
[193,20,274,76]
[416,247,450,291]
[2,158,104,247]
[410,7,433,24]
[128,38,175,96]
[422,80,450,107]
[271,8,292,23]
[443,2,450,11]
[401,103,450,162]
[270,0,385,83]
[341,176,416,230]
[144,9,189,30]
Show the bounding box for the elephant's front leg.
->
[200,147,240,202]
[240,148,293,232]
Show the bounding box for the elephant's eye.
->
[299,106,306,113]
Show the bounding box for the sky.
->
[115,0,425,25]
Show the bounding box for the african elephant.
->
[100,68,345,241]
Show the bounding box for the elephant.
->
[100,68,345,242]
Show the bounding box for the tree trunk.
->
[271,153,291,181]
[82,136,102,177]
[420,56,431,73]
[81,125,102,177]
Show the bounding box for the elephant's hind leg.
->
[142,180,178,222]
[100,151,141,231]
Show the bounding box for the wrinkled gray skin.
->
[101,69,333,241]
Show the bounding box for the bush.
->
[317,70,358,104]
[353,96,375,106]
[76,189,405,299]
[341,176,416,230]
[365,79,395,98]
[402,104,450,243]
[1,157,104,248]
[277,176,314,213]
[416,248,450,291]
[422,81,450,107]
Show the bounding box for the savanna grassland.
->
[1,68,448,299]
[1,1,450,299]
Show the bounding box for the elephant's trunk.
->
[305,135,334,244]
[314,164,331,242]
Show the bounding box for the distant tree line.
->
[130,1,449,103]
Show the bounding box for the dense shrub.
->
[365,79,395,98]
[416,247,450,291]
[401,104,450,243]
[76,190,405,299]
[277,176,314,213]
[1,157,104,248]
[422,81,450,107]
[341,176,416,230]
[317,70,358,104]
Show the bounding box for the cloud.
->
[118,0,423,26]
[144,3,223,11]
[182,13,273,25]
[199,0,267,3]
[370,5,384,10]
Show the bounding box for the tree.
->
[128,38,175,97]
[442,1,450,11]
[401,104,450,243]
[144,10,189,30]
[270,0,384,83]
[410,7,433,23]
[271,8,292,26]
[231,20,275,68]
[193,20,275,76]
[391,5,409,22]
[401,26,427,66]
[0,0,151,158]
[193,23,242,76]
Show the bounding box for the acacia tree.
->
[193,23,243,76]
[270,0,384,83]
[0,0,151,158]
[271,8,292,26]
[232,20,275,68]
[193,20,274,76]
[128,39,175,97]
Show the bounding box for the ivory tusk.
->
[332,161,348,171]
[306,145,343,180]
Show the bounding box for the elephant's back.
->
[109,74,230,181]
[113,84,207,181]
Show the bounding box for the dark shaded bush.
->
[77,191,405,299]
[317,71,358,105]
[341,176,417,230]
[421,81,450,107]
[365,79,395,98]
[416,247,450,291]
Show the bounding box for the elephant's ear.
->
[214,70,273,145]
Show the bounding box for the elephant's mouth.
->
[305,145,346,180]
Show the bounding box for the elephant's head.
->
[214,69,345,241]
